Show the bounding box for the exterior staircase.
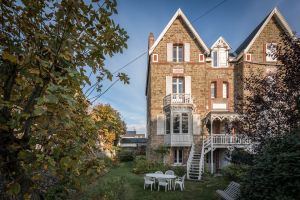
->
[187,140,207,180]
[187,134,250,180]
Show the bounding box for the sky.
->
[84,0,300,135]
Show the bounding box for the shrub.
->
[171,166,186,177]
[230,148,254,165]
[240,130,300,200]
[118,150,134,162]
[222,164,249,182]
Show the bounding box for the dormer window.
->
[212,48,228,67]
[211,37,231,68]
[173,44,184,62]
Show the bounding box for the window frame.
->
[222,82,228,99]
[266,43,277,62]
[212,48,228,68]
[173,44,184,63]
[172,112,189,134]
[174,148,183,164]
[152,53,158,62]
[172,77,185,94]
[211,82,217,98]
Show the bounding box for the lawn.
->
[75,162,229,200]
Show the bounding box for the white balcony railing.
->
[212,134,250,145]
[163,93,193,107]
[164,134,192,146]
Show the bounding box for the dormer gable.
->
[211,37,231,67]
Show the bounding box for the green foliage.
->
[153,145,170,162]
[229,148,254,166]
[0,0,128,198]
[222,164,249,182]
[91,104,126,151]
[240,130,300,200]
[98,177,125,200]
[118,150,135,162]
[132,158,186,176]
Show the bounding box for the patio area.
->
[76,162,229,200]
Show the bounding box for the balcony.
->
[164,134,192,147]
[211,98,228,111]
[211,134,250,148]
[163,93,193,107]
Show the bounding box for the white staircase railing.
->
[198,140,205,180]
[187,143,194,179]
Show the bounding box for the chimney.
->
[148,32,154,49]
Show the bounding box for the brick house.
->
[145,8,294,180]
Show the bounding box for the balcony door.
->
[172,77,184,103]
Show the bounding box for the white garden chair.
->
[174,174,186,191]
[144,176,155,191]
[165,170,174,175]
[165,170,175,189]
[157,178,169,192]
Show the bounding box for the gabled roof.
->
[149,8,209,55]
[235,7,294,60]
[211,36,231,50]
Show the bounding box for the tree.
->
[240,129,300,200]
[90,104,126,152]
[236,34,300,149]
[0,0,128,198]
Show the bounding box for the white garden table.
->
[145,173,177,190]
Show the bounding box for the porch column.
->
[210,117,214,174]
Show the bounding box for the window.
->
[211,82,217,98]
[266,43,277,62]
[172,77,184,94]
[245,53,252,62]
[152,54,158,62]
[212,48,228,67]
[173,112,189,134]
[174,148,183,164]
[173,44,183,62]
[173,113,180,134]
[199,54,205,63]
[182,113,189,133]
[166,113,170,134]
[223,82,228,98]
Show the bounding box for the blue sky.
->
[84,0,300,134]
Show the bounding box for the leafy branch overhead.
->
[0,0,128,198]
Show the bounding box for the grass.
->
[76,162,229,200]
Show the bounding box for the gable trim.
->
[149,8,209,55]
[236,7,294,61]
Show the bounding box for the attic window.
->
[266,43,277,62]
[212,48,228,67]
[173,44,184,62]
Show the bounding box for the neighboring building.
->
[145,8,294,180]
[119,131,147,153]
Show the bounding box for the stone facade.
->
[146,8,293,167]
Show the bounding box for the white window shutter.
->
[184,43,190,62]
[184,76,191,95]
[157,114,165,135]
[166,76,172,95]
[167,43,173,62]
[193,114,201,135]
